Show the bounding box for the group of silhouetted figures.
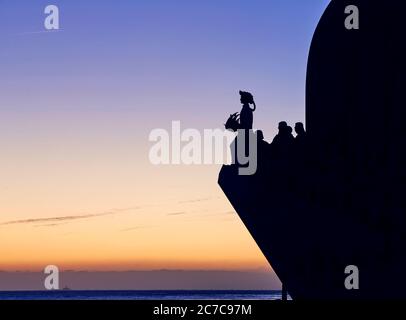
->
[260,121,307,152]
[225,91,307,172]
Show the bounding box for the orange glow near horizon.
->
[0,115,271,272]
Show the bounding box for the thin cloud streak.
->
[178,197,212,204]
[167,212,186,216]
[0,207,139,227]
[33,223,68,228]
[199,211,236,217]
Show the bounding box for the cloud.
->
[224,211,236,215]
[201,211,235,217]
[0,207,139,227]
[178,197,212,204]
[167,212,186,216]
[33,223,68,228]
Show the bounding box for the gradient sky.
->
[0,0,330,288]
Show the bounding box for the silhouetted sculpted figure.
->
[224,91,256,169]
[224,113,239,168]
[239,91,256,130]
[271,121,286,145]
[287,126,294,141]
[272,121,294,148]
[294,122,307,145]
[269,122,295,186]
[256,130,269,149]
[256,130,270,171]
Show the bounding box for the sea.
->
[0,290,282,300]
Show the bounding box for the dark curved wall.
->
[307,0,406,175]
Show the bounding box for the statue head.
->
[239,91,254,105]
[295,122,305,135]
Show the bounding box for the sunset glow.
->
[0,0,329,286]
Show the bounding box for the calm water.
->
[0,290,282,300]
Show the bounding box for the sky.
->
[0,0,330,289]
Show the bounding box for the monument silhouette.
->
[219,0,406,299]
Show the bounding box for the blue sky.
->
[0,0,330,129]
